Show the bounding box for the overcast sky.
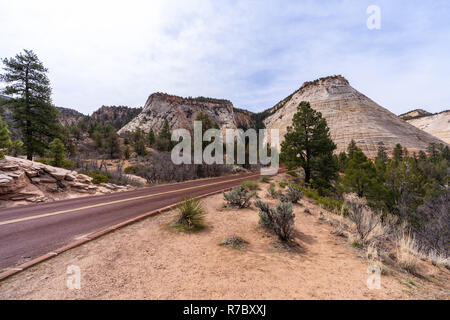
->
[1,0,449,115]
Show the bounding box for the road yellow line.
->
[0,173,261,227]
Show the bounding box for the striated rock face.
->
[264,75,447,157]
[118,93,237,134]
[233,108,256,130]
[399,109,432,121]
[402,110,450,144]
[0,156,133,208]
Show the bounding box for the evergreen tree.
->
[156,119,172,152]
[0,115,11,159]
[343,147,376,198]
[132,128,146,156]
[124,145,130,160]
[337,151,348,172]
[375,141,388,164]
[347,139,359,159]
[0,50,60,159]
[105,125,122,159]
[148,128,155,147]
[392,143,404,164]
[8,140,24,157]
[49,138,66,167]
[280,101,337,185]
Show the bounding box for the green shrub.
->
[219,236,248,249]
[174,198,206,232]
[78,169,109,184]
[255,199,274,229]
[297,185,344,214]
[124,165,138,174]
[287,170,298,177]
[241,180,259,191]
[223,186,255,208]
[260,176,270,183]
[268,182,281,199]
[255,199,295,242]
[279,181,288,188]
[92,173,109,184]
[35,158,74,170]
[280,184,303,203]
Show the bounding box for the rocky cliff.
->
[263,75,446,157]
[0,156,133,208]
[118,93,237,134]
[401,110,450,144]
[57,107,85,126]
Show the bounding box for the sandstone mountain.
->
[263,75,446,157]
[0,156,133,208]
[118,93,237,134]
[400,110,450,144]
[399,109,433,121]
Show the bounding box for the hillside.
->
[118,93,237,134]
[399,109,433,121]
[402,110,450,144]
[263,75,446,157]
[57,107,85,126]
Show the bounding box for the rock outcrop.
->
[263,75,447,157]
[118,93,237,134]
[399,109,433,121]
[0,156,133,208]
[400,110,450,144]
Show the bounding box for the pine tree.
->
[280,101,337,185]
[132,128,146,156]
[105,125,122,159]
[8,140,24,157]
[0,50,60,159]
[49,138,66,167]
[393,143,404,164]
[347,139,359,159]
[148,128,155,147]
[0,115,11,159]
[156,119,172,152]
[124,145,130,159]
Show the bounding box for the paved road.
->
[0,171,268,271]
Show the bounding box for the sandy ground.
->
[0,179,449,300]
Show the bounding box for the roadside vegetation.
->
[172,198,206,232]
[278,101,450,273]
[223,186,255,208]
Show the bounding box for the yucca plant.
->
[175,198,206,231]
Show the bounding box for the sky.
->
[0,0,449,115]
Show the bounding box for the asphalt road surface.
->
[0,171,269,271]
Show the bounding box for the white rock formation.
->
[404,111,450,144]
[118,93,237,135]
[264,75,447,157]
